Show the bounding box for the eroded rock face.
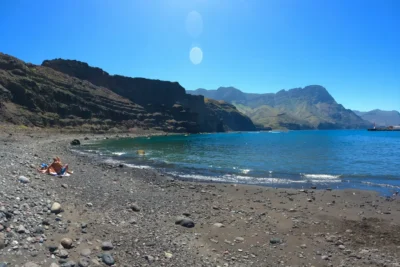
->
[42,58,256,132]
[0,53,256,132]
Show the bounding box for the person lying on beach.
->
[37,157,72,176]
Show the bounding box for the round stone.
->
[101,241,113,251]
[78,257,90,267]
[17,225,27,233]
[61,238,73,249]
[58,249,69,258]
[130,203,140,212]
[19,176,30,184]
[175,217,195,228]
[51,202,62,213]
[102,253,115,266]
[80,248,91,257]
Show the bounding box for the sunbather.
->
[38,157,71,176]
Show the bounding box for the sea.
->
[75,130,400,196]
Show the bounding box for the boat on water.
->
[368,123,400,131]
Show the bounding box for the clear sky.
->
[1,0,399,111]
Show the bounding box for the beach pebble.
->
[61,238,73,249]
[321,255,329,260]
[48,245,58,253]
[129,203,141,212]
[213,223,224,228]
[145,255,154,263]
[270,238,281,244]
[58,249,69,258]
[235,237,245,243]
[325,235,336,242]
[175,217,195,228]
[50,263,60,267]
[102,253,115,266]
[17,225,27,233]
[19,176,30,184]
[70,139,81,146]
[80,248,91,257]
[101,241,114,251]
[78,257,90,267]
[51,202,62,213]
[164,252,173,258]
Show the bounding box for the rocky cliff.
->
[42,58,255,132]
[0,53,255,132]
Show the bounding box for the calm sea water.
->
[77,130,400,195]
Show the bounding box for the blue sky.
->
[1,0,399,111]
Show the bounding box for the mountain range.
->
[353,109,400,126]
[0,52,255,133]
[187,86,372,130]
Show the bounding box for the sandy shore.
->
[1,129,400,267]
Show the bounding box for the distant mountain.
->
[187,86,371,130]
[353,109,400,126]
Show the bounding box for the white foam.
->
[170,173,306,185]
[70,149,88,156]
[112,152,126,156]
[104,158,120,164]
[124,163,152,169]
[361,181,400,189]
[301,174,341,179]
[310,179,341,183]
[241,169,251,174]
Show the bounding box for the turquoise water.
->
[78,130,400,195]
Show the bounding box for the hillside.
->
[353,109,400,126]
[188,86,371,130]
[0,53,255,133]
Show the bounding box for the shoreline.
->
[74,133,400,198]
[1,130,400,266]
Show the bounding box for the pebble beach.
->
[1,129,400,267]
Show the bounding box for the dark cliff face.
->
[42,59,188,107]
[42,58,256,132]
[0,53,161,129]
[0,53,256,132]
[204,99,256,131]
